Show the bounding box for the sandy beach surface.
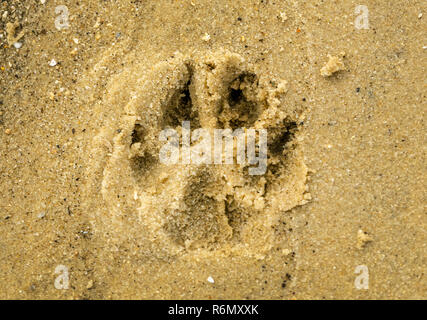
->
[0,0,425,299]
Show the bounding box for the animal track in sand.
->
[84,50,309,259]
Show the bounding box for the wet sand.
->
[0,0,425,299]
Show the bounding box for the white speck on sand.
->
[280,12,288,22]
[207,276,214,283]
[202,33,211,42]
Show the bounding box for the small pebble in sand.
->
[320,54,345,77]
[202,33,211,42]
[418,13,423,19]
[49,59,57,67]
[40,0,46,4]
[280,12,288,22]
[6,22,25,46]
[207,276,215,283]
[13,42,22,49]
[37,212,46,219]
[282,249,291,256]
[87,280,94,289]
[93,18,102,28]
[357,229,373,249]
[4,128,11,135]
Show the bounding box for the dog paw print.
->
[85,50,309,259]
